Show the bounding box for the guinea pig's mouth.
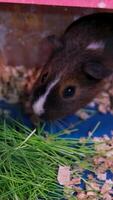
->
[24,101,70,122]
[24,102,57,122]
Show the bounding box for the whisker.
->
[57,119,70,129]
[58,119,79,134]
[51,121,63,132]
[56,119,66,130]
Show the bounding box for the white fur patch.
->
[32,77,60,116]
[86,41,104,50]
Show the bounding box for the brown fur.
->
[29,13,113,121]
[0,9,113,121]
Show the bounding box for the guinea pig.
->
[29,12,113,121]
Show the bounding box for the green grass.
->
[0,120,96,200]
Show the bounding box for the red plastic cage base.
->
[0,0,113,9]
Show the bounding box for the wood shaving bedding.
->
[0,64,41,104]
[77,75,113,120]
[58,136,113,200]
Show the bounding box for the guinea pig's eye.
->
[63,86,76,99]
[41,72,48,84]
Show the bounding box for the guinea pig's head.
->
[29,38,112,121]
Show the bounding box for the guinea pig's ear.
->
[83,61,112,80]
[37,35,64,67]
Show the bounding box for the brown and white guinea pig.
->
[28,12,113,121]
